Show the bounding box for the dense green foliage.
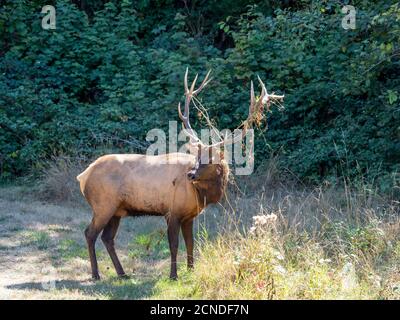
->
[0,0,399,189]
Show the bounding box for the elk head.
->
[187,147,224,181]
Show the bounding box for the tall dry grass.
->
[36,156,87,204]
[33,155,400,299]
[187,195,400,299]
[165,157,400,300]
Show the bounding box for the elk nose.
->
[187,171,196,180]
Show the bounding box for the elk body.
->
[77,69,283,280]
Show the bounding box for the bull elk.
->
[77,68,283,280]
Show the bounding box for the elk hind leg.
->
[85,208,115,280]
[85,220,103,280]
[101,216,126,278]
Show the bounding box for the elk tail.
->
[76,165,93,196]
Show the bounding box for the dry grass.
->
[153,168,400,300]
[174,208,400,299]
[36,156,86,204]
[0,185,170,299]
[1,156,399,299]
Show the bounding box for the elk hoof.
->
[169,274,178,281]
[92,274,101,281]
[118,274,130,279]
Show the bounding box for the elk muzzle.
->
[187,169,197,181]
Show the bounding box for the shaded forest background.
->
[0,0,399,191]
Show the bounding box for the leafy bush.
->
[0,0,399,191]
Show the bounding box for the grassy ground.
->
[0,164,399,299]
[0,185,171,299]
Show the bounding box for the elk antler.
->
[178,68,284,149]
[211,76,284,148]
[257,75,284,108]
[178,68,212,145]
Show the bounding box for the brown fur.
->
[192,162,229,208]
[77,151,229,280]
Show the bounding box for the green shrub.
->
[0,1,398,191]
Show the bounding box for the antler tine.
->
[257,75,267,98]
[182,71,203,121]
[250,80,255,114]
[178,68,213,146]
[177,102,186,121]
[257,75,285,104]
[184,67,189,94]
[193,69,212,95]
[190,73,198,95]
[181,71,198,123]
[268,92,285,100]
[178,101,200,144]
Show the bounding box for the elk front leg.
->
[167,216,181,280]
[181,219,194,269]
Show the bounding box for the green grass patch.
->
[152,268,201,299]
[26,231,51,250]
[128,230,169,260]
[87,276,158,300]
[58,239,88,260]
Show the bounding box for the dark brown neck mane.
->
[193,161,229,209]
